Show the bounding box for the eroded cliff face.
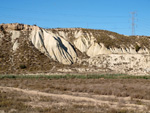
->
[48,28,150,56]
[30,27,77,65]
[0,23,150,75]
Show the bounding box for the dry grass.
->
[0,76,150,112]
[1,78,150,100]
[0,86,137,113]
[0,90,31,112]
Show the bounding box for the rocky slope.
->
[0,23,150,75]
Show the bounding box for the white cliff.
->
[30,27,77,65]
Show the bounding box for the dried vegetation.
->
[0,76,150,112]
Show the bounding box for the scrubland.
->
[0,74,150,113]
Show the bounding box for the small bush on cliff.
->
[135,44,141,52]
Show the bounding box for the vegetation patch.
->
[1,74,150,79]
[0,74,150,112]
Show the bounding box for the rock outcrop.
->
[0,23,33,30]
[30,27,77,64]
[1,23,150,75]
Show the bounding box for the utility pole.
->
[87,23,88,29]
[131,12,136,35]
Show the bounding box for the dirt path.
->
[0,86,149,111]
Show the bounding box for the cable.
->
[0,6,129,19]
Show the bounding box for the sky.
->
[0,0,150,36]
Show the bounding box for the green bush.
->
[135,44,141,52]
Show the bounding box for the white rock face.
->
[87,43,111,56]
[88,54,150,75]
[74,37,90,53]
[138,48,150,54]
[52,29,149,57]
[30,28,77,65]
[11,31,20,51]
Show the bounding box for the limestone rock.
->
[30,28,77,65]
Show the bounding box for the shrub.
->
[19,64,27,69]
[135,44,141,52]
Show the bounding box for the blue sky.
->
[0,0,150,36]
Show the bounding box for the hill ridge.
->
[0,23,150,75]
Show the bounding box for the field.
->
[0,74,150,113]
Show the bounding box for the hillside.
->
[0,23,150,75]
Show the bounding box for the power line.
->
[0,14,128,25]
[0,6,129,19]
[131,12,136,35]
